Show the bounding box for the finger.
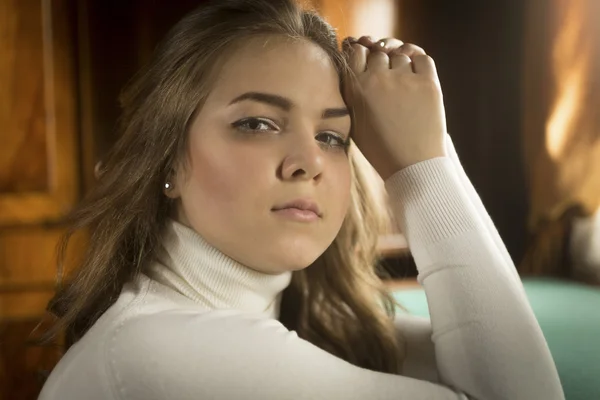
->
[341,38,352,54]
[341,36,357,51]
[412,54,437,78]
[397,43,426,57]
[348,43,368,74]
[366,50,389,71]
[357,36,374,48]
[389,51,413,73]
[373,38,404,53]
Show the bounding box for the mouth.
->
[271,198,322,222]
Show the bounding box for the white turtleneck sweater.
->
[39,135,564,400]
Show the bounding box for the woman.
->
[39,0,564,399]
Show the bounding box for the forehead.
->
[207,36,344,107]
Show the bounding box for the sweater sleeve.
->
[442,133,521,284]
[384,155,564,399]
[392,133,528,384]
[108,310,469,400]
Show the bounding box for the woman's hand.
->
[342,36,447,180]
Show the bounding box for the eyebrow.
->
[229,91,349,119]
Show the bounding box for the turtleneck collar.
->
[146,219,292,318]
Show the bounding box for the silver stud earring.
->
[164,182,172,191]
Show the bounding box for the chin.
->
[280,250,322,272]
[268,235,331,272]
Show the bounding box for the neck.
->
[146,219,292,318]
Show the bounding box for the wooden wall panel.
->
[0,1,81,398]
[0,0,79,226]
[0,227,85,288]
[0,229,64,287]
[0,0,49,194]
[0,290,55,320]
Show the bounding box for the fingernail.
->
[347,36,357,43]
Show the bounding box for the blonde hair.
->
[45,0,405,375]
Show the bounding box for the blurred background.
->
[1,0,599,399]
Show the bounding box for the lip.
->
[272,208,320,222]
[272,198,322,220]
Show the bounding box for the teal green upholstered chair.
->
[391,278,600,400]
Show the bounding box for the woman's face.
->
[170,36,352,274]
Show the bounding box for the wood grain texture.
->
[0,0,79,226]
[0,0,48,194]
[0,288,55,320]
[0,226,86,288]
[0,1,81,397]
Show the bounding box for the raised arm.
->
[443,133,521,283]
[391,133,527,384]
[384,156,564,399]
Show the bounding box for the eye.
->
[232,117,278,132]
[316,132,350,149]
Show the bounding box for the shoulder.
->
[105,310,308,399]
[111,308,298,354]
[102,309,467,400]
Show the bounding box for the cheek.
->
[327,159,352,217]
[183,141,270,213]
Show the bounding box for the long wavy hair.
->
[44,0,406,374]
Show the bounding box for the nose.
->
[279,135,324,182]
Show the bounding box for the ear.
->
[163,181,181,199]
[163,169,183,199]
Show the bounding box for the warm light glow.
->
[351,0,396,40]
[545,0,591,159]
